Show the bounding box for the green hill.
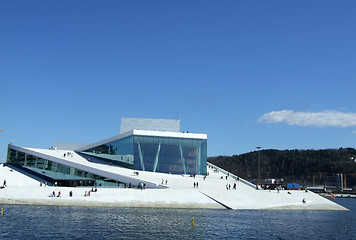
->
[208,148,356,188]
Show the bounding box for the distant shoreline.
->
[320,193,356,199]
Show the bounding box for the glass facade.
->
[82,136,134,168]
[6,131,207,187]
[133,135,207,175]
[82,134,207,175]
[7,148,122,187]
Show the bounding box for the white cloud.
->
[258,110,356,127]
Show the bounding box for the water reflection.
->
[0,199,355,240]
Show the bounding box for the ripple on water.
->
[0,199,355,240]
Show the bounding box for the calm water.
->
[0,199,355,240]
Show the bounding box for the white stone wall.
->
[120,118,180,133]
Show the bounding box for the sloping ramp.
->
[200,191,232,209]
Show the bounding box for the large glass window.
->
[7,148,122,187]
[76,134,207,175]
[82,136,134,168]
[133,136,207,175]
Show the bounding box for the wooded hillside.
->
[208,148,356,188]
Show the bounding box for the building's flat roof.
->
[133,129,207,139]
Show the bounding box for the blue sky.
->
[1,1,356,162]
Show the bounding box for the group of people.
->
[138,182,146,190]
[40,182,48,187]
[193,182,199,188]
[220,174,231,180]
[49,189,100,197]
[63,152,74,158]
[84,188,98,197]
[226,183,237,190]
[161,179,168,185]
[208,165,219,173]
[123,182,147,189]
[50,191,61,197]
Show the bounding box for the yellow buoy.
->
[192,217,194,227]
[1,208,3,216]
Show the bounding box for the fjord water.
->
[0,199,355,240]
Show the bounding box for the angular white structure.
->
[0,160,346,210]
[1,118,346,210]
[7,129,207,188]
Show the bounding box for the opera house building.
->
[6,118,207,188]
[3,117,346,210]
